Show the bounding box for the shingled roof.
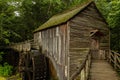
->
[34,0,93,32]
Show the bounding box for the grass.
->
[0,76,6,80]
[0,74,22,80]
[7,74,22,80]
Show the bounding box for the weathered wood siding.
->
[68,3,109,76]
[34,24,69,80]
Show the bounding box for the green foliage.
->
[0,52,4,62]
[0,0,22,45]
[0,0,91,44]
[95,0,120,52]
[107,0,120,28]
[0,63,13,77]
[69,0,87,6]
[16,0,68,40]
[107,1,120,52]
[0,52,13,77]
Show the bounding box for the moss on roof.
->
[34,0,93,32]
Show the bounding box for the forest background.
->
[0,0,120,52]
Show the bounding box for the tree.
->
[107,1,120,52]
[0,0,21,45]
[95,0,120,52]
[19,0,67,40]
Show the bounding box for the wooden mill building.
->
[33,0,110,80]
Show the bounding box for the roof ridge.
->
[34,0,94,32]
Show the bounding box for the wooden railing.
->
[108,50,120,69]
[70,51,91,80]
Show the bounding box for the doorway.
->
[90,30,105,60]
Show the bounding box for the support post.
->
[114,53,117,69]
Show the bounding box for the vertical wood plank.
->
[67,22,70,80]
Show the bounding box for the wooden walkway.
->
[89,60,119,80]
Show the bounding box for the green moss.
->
[34,0,93,32]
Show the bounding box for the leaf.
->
[4,38,10,44]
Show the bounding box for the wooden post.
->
[109,51,111,63]
[85,60,88,80]
[88,53,91,80]
[108,30,111,62]
[106,50,109,62]
[114,53,117,69]
[84,63,86,80]
[81,69,85,80]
